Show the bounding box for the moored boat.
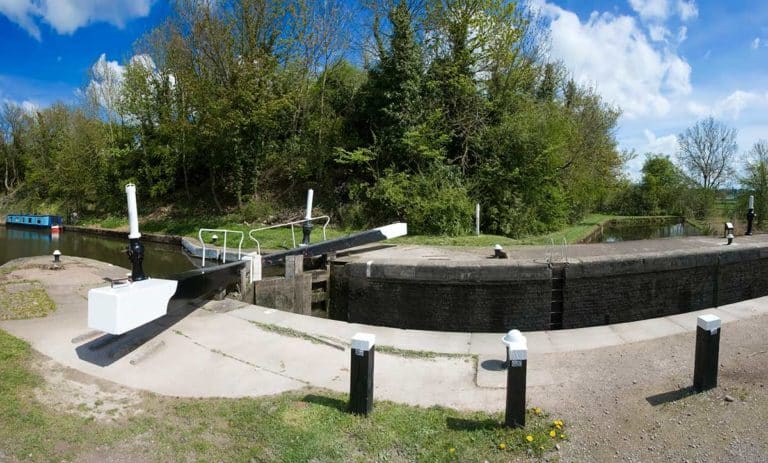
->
[5,214,63,231]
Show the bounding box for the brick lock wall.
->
[328,244,768,332]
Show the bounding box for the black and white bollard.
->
[693,314,721,392]
[724,222,734,245]
[301,189,314,246]
[53,250,61,264]
[502,330,527,428]
[349,332,375,416]
[746,195,755,236]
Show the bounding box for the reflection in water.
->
[0,226,196,277]
[598,221,703,243]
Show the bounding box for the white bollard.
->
[305,189,314,221]
[125,183,141,239]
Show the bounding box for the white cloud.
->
[0,0,153,40]
[664,55,692,95]
[629,0,670,21]
[752,38,762,50]
[0,0,42,39]
[648,24,669,42]
[677,26,687,42]
[686,101,709,117]
[627,0,697,22]
[676,0,698,21]
[683,91,768,120]
[643,129,678,154]
[713,91,767,120]
[531,0,693,118]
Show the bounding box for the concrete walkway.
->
[2,255,767,412]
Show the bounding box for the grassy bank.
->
[392,214,622,247]
[0,329,567,462]
[77,212,622,249]
[4,200,685,249]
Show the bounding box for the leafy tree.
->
[638,154,688,215]
[741,140,768,228]
[0,102,33,193]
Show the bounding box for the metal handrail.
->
[561,237,568,264]
[546,237,569,264]
[198,228,244,266]
[248,215,331,248]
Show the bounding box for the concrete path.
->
[2,255,768,412]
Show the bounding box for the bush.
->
[361,166,473,236]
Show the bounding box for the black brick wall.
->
[328,245,768,332]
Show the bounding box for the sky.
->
[0,0,766,179]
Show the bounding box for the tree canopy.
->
[1,0,625,237]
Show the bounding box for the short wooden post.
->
[349,333,375,415]
[502,330,527,427]
[693,314,721,392]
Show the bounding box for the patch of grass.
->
[0,280,56,320]
[248,321,472,360]
[375,344,474,361]
[0,264,18,276]
[0,328,568,462]
[246,321,346,350]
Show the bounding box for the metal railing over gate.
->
[248,216,331,249]
[198,228,244,266]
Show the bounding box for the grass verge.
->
[0,280,55,320]
[393,214,622,247]
[0,328,567,462]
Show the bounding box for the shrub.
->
[362,166,473,236]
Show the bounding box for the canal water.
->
[595,220,704,243]
[0,226,196,277]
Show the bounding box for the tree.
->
[741,139,768,228]
[639,154,688,215]
[677,117,737,190]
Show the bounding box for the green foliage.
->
[0,0,626,239]
[361,166,473,236]
[637,154,689,216]
[740,140,768,228]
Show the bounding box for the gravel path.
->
[531,313,768,462]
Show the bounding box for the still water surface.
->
[0,226,196,277]
[597,220,704,243]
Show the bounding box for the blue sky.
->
[0,0,766,178]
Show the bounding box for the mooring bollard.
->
[502,329,527,427]
[724,222,734,245]
[53,249,61,263]
[746,195,755,236]
[693,314,721,392]
[349,332,375,415]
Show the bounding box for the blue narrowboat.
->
[5,214,63,230]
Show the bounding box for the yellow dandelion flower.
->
[526,435,534,442]
[449,448,455,454]
[560,434,566,439]
[534,407,542,415]
[549,430,556,437]
[498,443,506,450]
[539,445,544,450]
